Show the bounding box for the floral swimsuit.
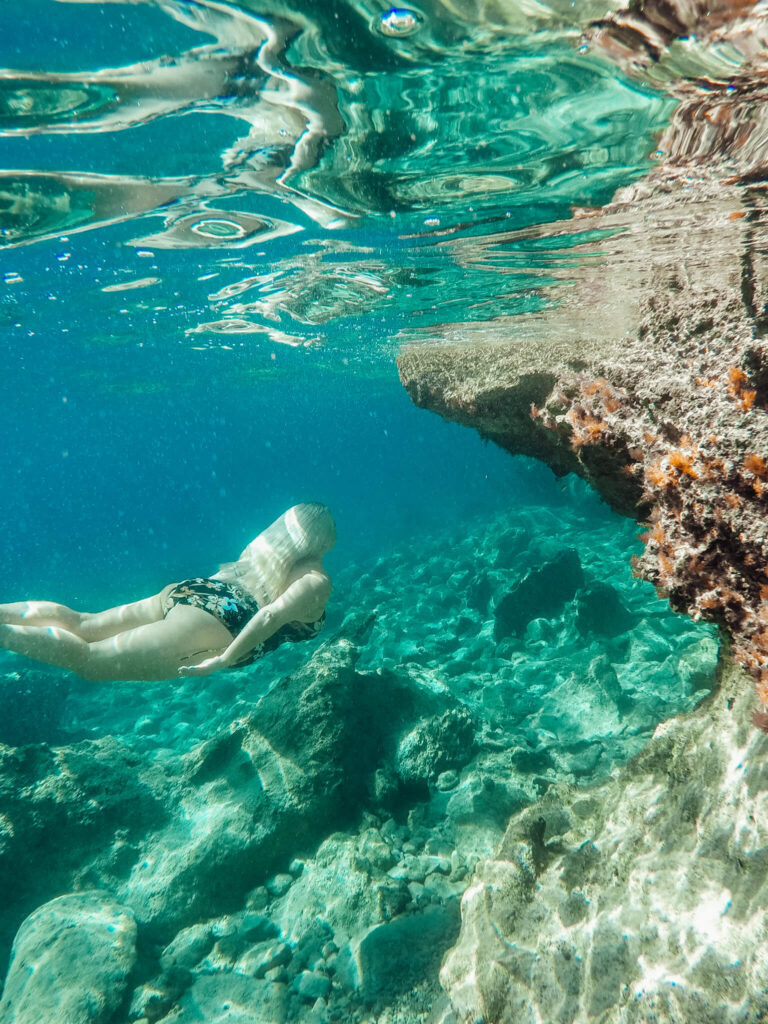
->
[162,577,325,665]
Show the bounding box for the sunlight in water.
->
[2,0,765,1022]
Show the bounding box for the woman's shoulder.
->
[302,570,331,612]
[286,562,331,591]
[306,566,331,591]
[279,566,330,623]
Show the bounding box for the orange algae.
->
[744,454,768,478]
[669,450,699,478]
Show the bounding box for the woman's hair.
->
[215,502,336,606]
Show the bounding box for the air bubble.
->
[378,7,422,37]
[190,218,248,239]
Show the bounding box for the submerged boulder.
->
[494,548,584,640]
[440,661,768,1023]
[575,582,635,638]
[0,736,169,967]
[120,612,399,939]
[0,892,137,1024]
[395,707,475,787]
[162,972,287,1024]
[337,901,461,1001]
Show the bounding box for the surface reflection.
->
[132,207,301,250]
[0,0,670,254]
[0,0,348,245]
[6,0,761,366]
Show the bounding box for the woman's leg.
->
[77,587,174,641]
[0,586,173,642]
[0,601,83,632]
[0,604,233,682]
[0,622,90,675]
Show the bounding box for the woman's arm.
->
[179,570,330,676]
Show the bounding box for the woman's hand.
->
[179,655,227,677]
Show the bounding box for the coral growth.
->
[728,366,758,412]
[536,360,768,728]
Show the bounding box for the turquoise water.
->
[0,3,718,1022]
[0,0,674,597]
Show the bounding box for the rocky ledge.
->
[398,0,768,721]
[398,187,768,1020]
[396,2,768,1021]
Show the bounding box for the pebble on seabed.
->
[266,872,294,897]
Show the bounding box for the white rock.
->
[0,892,137,1024]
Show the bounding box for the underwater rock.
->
[446,774,529,832]
[337,900,461,1001]
[0,892,137,1024]
[575,582,635,638]
[395,707,475,787]
[266,874,295,899]
[128,966,192,1023]
[120,613,407,939]
[0,736,169,966]
[163,972,287,1024]
[159,924,215,972]
[266,829,407,961]
[294,969,331,1000]
[584,653,633,716]
[467,573,496,614]
[247,941,291,979]
[494,549,584,640]
[493,526,530,568]
[440,661,768,1023]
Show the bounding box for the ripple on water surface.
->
[0,0,675,365]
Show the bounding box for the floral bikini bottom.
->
[161,577,258,637]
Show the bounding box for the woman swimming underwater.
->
[0,502,335,682]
